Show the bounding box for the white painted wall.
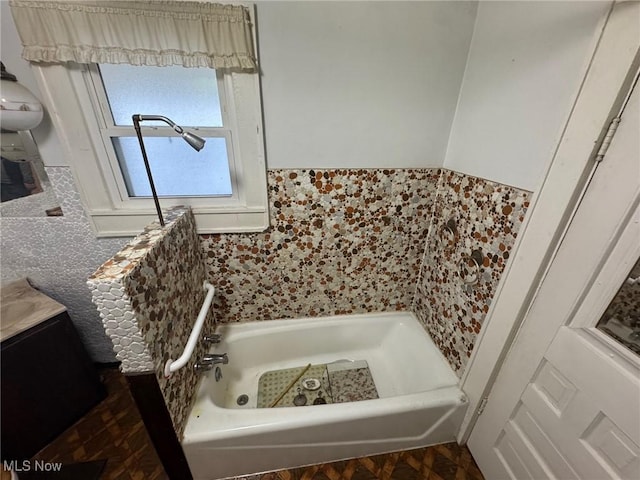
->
[443,1,611,191]
[0,0,612,362]
[1,1,66,167]
[257,1,478,169]
[1,1,129,362]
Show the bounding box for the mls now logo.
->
[3,460,63,472]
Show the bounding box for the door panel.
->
[519,329,639,479]
[489,327,640,480]
[546,329,639,433]
[511,404,580,480]
[468,18,640,478]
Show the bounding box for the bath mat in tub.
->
[327,360,379,403]
[257,364,332,408]
[257,360,378,408]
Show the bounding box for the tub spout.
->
[202,353,229,365]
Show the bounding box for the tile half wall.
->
[88,207,212,437]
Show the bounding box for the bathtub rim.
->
[204,310,459,407]
[183,310,465,444]
[183,383,467,445]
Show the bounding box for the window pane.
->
[596,256,640,356]
[112,137,232,197]
[100,64,223,127]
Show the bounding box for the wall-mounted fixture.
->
[0,63,61,216]
[440,217,459,252]
[459,248,484,285]
[164,281,216,378]
[0,63,43,131]
[132,114,206,227]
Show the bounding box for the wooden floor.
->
[239,443,484,480]
[31,368,167,480]
[32,368,484,480]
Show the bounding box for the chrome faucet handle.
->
[203,334,222,344]
[202,353,228,365]
[194,362,213,373]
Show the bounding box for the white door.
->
[467,64,640,478]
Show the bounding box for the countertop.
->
[1,279,66,342]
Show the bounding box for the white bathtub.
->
[182,312,468,480]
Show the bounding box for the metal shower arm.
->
[131,114,207,228]
[132,114,184,134]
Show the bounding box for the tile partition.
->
[412,170,531,375]
[88,206,213,436]
[201,169,441,322]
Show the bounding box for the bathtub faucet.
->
[202,353,229,365]
[194,362,214,373]
[203,334,222,345]
[194,353,228,373]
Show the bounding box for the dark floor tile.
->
[351,464,380,480]
[30,368,168,480]
[389,459,423,480]
[18,459,106,480]
[250,444,484,480]
[430,452,459,480]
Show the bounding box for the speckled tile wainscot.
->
[201,169,441,324]
[412,171,531,376]
[88,206,213,437]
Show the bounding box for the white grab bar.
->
[164,281,215,378]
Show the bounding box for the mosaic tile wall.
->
[88,207,213,436]
[84,166,529,438]
[412,170,531,376]
[201,168,441,322]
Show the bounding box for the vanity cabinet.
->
[0,282,106,461]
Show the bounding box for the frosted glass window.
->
[113,137,232,197]
[100,64,223,127]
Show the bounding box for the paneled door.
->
[467,55,640,479]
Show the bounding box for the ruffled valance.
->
[9,0,257,70]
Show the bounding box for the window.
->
[94,64,233,198]
[32,61,268,236]
[11,1,267,236]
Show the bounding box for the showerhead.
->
[131,113,209,227]
[181,131,206,151]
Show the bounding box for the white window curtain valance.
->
[9,0,257,70]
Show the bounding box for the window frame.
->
[29,8,268,237]
[86,64,240,206]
